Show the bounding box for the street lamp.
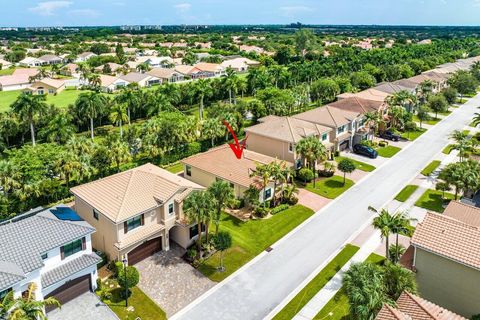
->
[122,257,128,307]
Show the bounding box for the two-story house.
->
[244,116,333,169]
[70,163,204,265]
[410,201,480,318]
[0,205,101,310]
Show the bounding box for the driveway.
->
[136,242,215,317]
[172,96,480,320]
[47,292,118,320]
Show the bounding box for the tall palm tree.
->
[74,92,108,140]
[250,163,272,207]
[115,84,140,124]
[11,93,48,146]
[157,82,181,105]
[450,130,471,161]
[364,111,380,138]
[39,111,76,143]
[202,117,223,147]
[295,136,328,188]
[6,283,60,320]
[183,191,215,255]
[389,211,415,263]
[207,180,235,235]
[223,67,239,104]
[109,102,129,138]
[194,79,213,121]
[268,160,287,206]
[369,206,395,261]
[107,138,132,172]
[418,80,435,103]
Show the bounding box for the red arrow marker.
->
[223,120,247,159]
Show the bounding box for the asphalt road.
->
[173,96,479,320]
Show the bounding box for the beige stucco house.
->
[25,78,66,95]
[70,163,204,265]
[410,201,480,318]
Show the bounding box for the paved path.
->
[47,292,119,320]
[172,97,479,320]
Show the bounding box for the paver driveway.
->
[47,292,118,320]
[136,242,215,317]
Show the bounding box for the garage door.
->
[128,237,162,265]
[339,140,350,151]
[45,274,91,312]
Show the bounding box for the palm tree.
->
[88,74,101,90]
[250,163,272,207]
[39,111,75,143]
[115,84,141,124]
[364,111,380,138]
[54,151,82,188]
[145,93,173,116]
[74,92,108,140]
[386,90,418,113]
[213,231,232,272]
[194,79,213,121]
[6,283,60,320]
[183,191,215,255]
[157,82,181,105]
[369,206,395,261]
[11,93,48,146]
[223,67,239,104]
[269,161,287,205]
[109,102,129,138]
[208,180,235,235]
[202,118,224,147]
[389,211,415,263]
[450,130,471,161]
[295,136,328,188]
[107,138,132,172]
[418,79,435,103]
[383,263,418,301]
[0,160,20,197]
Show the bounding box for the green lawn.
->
[421,160,441,176]
[273,244,360,320]
[395,185,419,202]
[101,284,167,320]
[305,175,354,199]
[457,98,468,104]
[412,115,441,126]
[414,189,455,213]
[442,144,455,155]
[0,68,15,76]
[313,253,385,320]
[198,205,314,282]
[376,146,401,158]
[401,128,427,141]
[0,88,86,112]
[335,156,376,172]
[165,162,183,174]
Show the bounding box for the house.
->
[119,72,161,87]
[94,62,123,75]
[407,74,446,93]
[376,291,465,320]
[147,68,184,83]
[25,78,66,95]
[239,45,266,54]
[19,56,43,67]
[181,145,291,202]
[60,63,80,77]
[220,57,260,72]
[139,56,174,68]
[98,74,129,92]
[0,58,12,69]
[174,65,206,79]
[38,54,63,65]
[0,205,101,310]
[337,88,390,103]
[70,163,205,264]
[409,201,480,318]
[293,105,362,151]
[12,68,40,78]
[194,62,226,77]
[374,82,416,95]
[74,52,97,63]
[244,116,333,168]
[0,74,31,91]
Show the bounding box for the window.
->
[93,209,99,220]
[337,125,346,135]
[185,165,192,177]
[48,89,54,94]
[41,253,48,260]
[125,215,143,233]
[265,188,272,200]
[61,238,84,259]
[321,133,328,141]
[189,224,206,239]
[230,182,235,189]
[288,143,294,153]
[168,203,174,215]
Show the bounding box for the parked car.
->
[380,130,401,141]
[353,144,378,159]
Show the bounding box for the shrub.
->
[99,289,112,301]
[287,196,299,205]
[117,265,140,291]
[254,206,269,218]
[228,199,242,209]
[298,168,315,182]
[187,247,197,261]
[271,204,290,214]
[95,250,108,269]
[378,141,388,147]
[96,278,103,291]
[471,314,480,320]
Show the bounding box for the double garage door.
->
[128,237,162,265]
[45,274,91,312]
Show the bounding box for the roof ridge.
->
[35,214,95,232]
[325,106,339,127]
[426,211,480,231]
[355,96,368,113]
[404,292,438,319]
[116,170,136,219]
[285,117,297,143]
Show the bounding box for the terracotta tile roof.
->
[71,163,203,223]
[0,74,30,86]
[337,89,390,102]
[181,145,291,188]
[392,79,419,90]
[244,116,332,143]
[175,65,201,75]
[99,74,121,87]
[293,105,358,128]
[411,212,480,270]
[444,201,480,227]
[31,77,65,89]
[408,74,441,84]
[327,97,384,114]
[194,62,224,73]
[147,67,180,79]
[374,82,415,94]
[376,292,466,320]
[12,68,40,77]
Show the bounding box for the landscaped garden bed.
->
[414,189,455,213]
[401,128,427,141]
[305,175,354,199]
[421,160,441,176]
[376,145,401,158]
[335,156,376,172]
[394,185,419,202]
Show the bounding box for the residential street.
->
[173,96,480,320]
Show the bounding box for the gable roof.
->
[443,200,480,227]
[327,97,384,114]
[245,116,332,143]
[337,89,390,102]
[77,52,96,59]
[181,145,291,188]
[70,163,203,223]
[376,291,466,320]
[411,212,480,270]
[0,74,30,87]
[119,72,153,83]
[147,67,181,79]
[38,54,62,62]
[99,74,122,87]
[220,57,260,69]
[0,206,95,290]
[374,82,415,94]
[12,68,40,77]
[30,77,65,89]
[194,62,224,73]
[293,105,358,128]
[392,79,419,90]
[175,65,201,75]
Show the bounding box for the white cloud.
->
[174,3,191,12]
[68,9,100,18]
[28,1,73,16]
[279,6,314,17]
[474,0,480,7]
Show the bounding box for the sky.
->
[2,0,480,27]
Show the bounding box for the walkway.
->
[172,96,478,320]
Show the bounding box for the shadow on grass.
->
[324,179,345,188]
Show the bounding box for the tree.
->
[109,103,129,138]
[450,130,471,161]
[183,191,215,255]
[364,111,380,137]
[436,181,451,200]
[208,180,235,235]
[439,163,465,200]
[88,73,101,90]
[39,111,76,144]
[338,158,356,186]
[202,118,224,147]
[115,43,125,63]
[369,206,395,261]
[427,94,448,119]
[389,211,414,263]
[74,92,108,140]
[5,283,60,320]
[442,87,458,105]
[310,78,340,103]
[115,85,141,124]
[107,137,131,172]
[194,79,213,121]
[250,163,271,208]
[54,150,82,188]
[383,263,417,301]
[223,67,239,104]
[11,93,48,146]
[295,29,315,57]
[448,70,478,98]
[416,105,431,129]
[117,265,140,296]
[295,136,328,188]
[386,90,417,113]
[212,231,232,272]
[343,262,388,320]
[350,71,376,90]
